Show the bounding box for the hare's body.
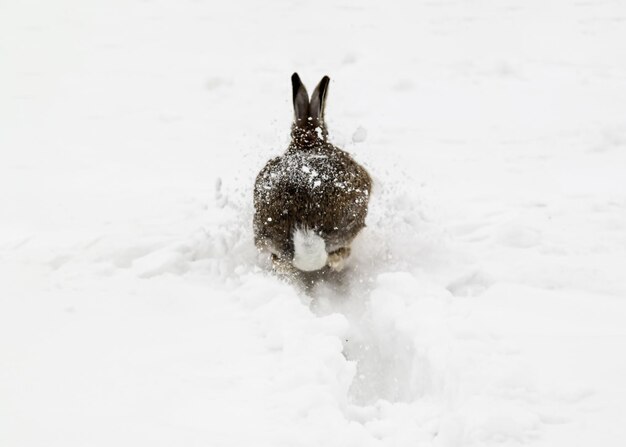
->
[253,74,371,272]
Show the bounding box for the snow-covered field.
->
[2,0,626,445]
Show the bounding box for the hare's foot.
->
[327,247,351,272]
[271,254,299,277]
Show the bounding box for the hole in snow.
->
[343,320,420,404]
[310,275,428,406]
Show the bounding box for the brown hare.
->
[254,73,371,273]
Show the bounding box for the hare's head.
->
[290,73,330,148]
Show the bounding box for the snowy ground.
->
[2,0,626,445]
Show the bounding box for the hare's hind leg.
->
[271,254,300,277]
[327,247,351,272]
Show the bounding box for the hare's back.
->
[255,150,369,210]
[254,149,370,249]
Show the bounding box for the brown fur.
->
[253,73,372,271]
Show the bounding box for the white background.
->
[1,0,626,445]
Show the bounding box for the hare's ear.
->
[291,73,309,122]
[310,76,330,124]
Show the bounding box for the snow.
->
[2,0,626,446]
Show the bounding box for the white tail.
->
[292,228,327,272]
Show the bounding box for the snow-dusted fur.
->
[253,73,371,273]
[291,228,327,272]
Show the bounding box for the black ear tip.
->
[322,75,330,83]
[292,73,301,84]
